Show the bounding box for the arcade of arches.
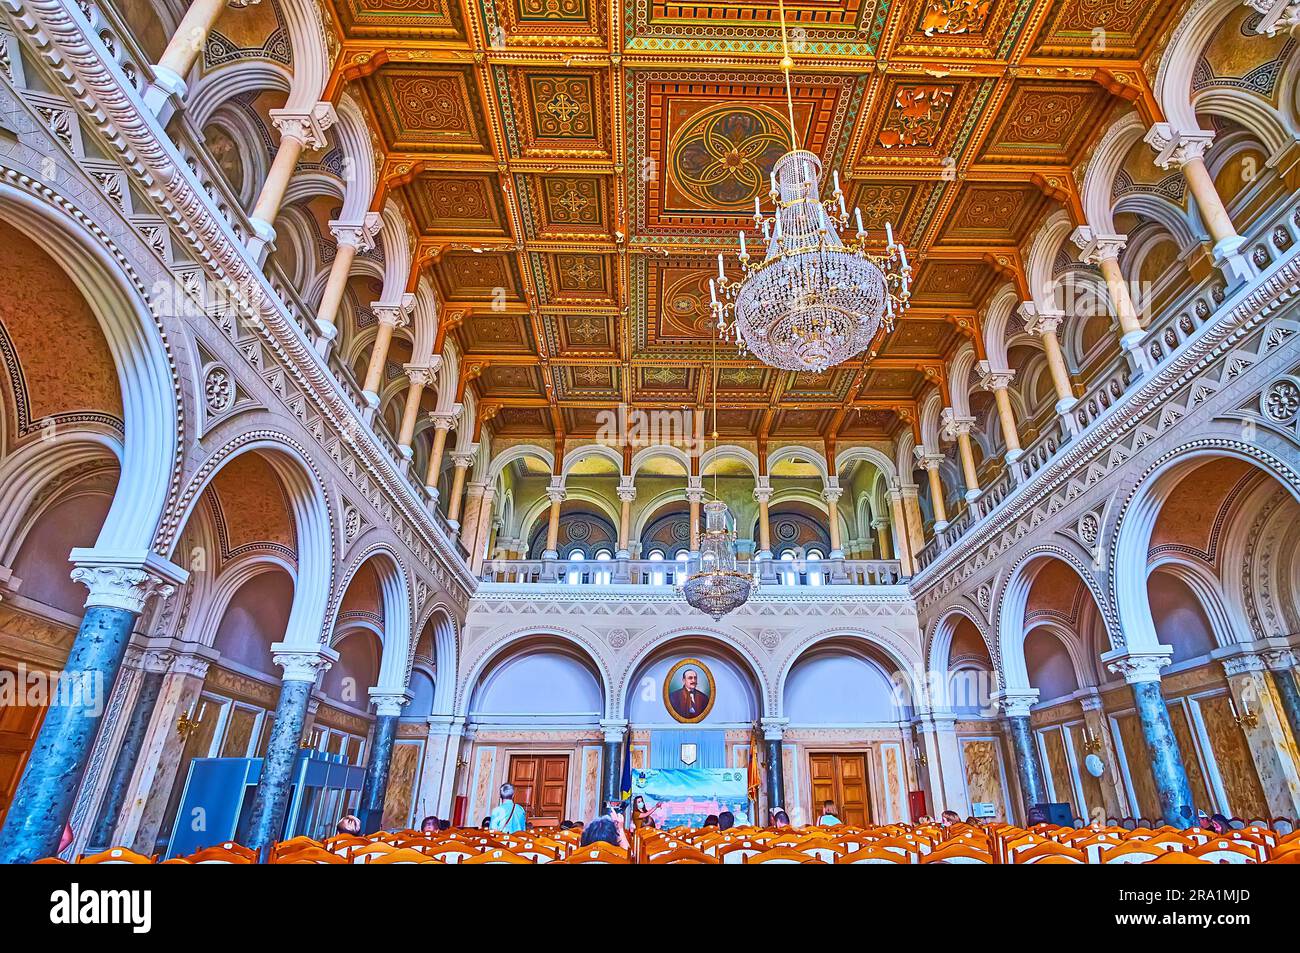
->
[0,0,1299,862]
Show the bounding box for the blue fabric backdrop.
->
[649,729,726,768]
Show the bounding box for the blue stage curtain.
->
[649,729,725,768]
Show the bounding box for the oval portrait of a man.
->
[663,658,716,724]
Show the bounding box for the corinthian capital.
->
[1104,649,1172,685]
[270,102,338,150]
[976,360,1015,392]
[940,407,975,441]
[270,643,338,683]
[329,212,382,253]
[68,550,185,614]
[1143,123,1214,170]
[1070,225,1127,264]
[372,293,416,328]
[1020,302,1065,337]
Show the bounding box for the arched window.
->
[648,549,666,585]
[806,549,824,586]
[780,550,798,586]
[594,549,613,585]
[673,549,690,585]
[566,549,586,585]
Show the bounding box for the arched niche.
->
[211,568,295,679]
[783,642,904,724]
[1024,626,1081,703]
[469,638,604,727]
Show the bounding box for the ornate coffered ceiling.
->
[325,0,1180,444]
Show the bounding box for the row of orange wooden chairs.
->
[34,821,1300,864]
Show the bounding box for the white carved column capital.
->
[976,361,1015,392]
[600,718,629,745]
[369,688,411,718]
[1070,226,1128,264]
[68,550,186,614]
[270,102,338,150]
[1103,648,1173,684]
[993,689,1039,718]
[1143,123,1215,170]
[372,293,416,329]
[270,643,339,684]
[329,211,382,253]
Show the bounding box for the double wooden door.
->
[0,664,48,827]
[809,752,871,826]
[507,754,569,827]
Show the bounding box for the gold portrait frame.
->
[663,657,716,724]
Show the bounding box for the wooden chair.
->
[552,844,630,864]
[1144,850,1211,864]
[422,843,481,864]
[78,847,155,864]
[1017,842,1087,864]
[512,843,559,864]
[1100,842,1169,864]
[324,834,369,855]
[834,847,909,864]
[1190,839,1258,864]
[921,843,994,864]
[649,846,718,864]
[461,848,533,864]
[366,848,437,864]
[715,840,765,864]
[1265,850,1300,863]
[800,842,850,863]
[350,842,400,864]
[187,845,255,864]
[272,847,346,864]
[270,836,324,862]
[745,847,826,864]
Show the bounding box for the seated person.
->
[817,801,842,826]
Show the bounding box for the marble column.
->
[249,104,336,246]
[1106,650,1195,827]
[977,364,1023,463]
[542,483,565,561]
[0,557,178,863]
[887,490,914,576]
[361,297,413,409]
[1072,229,1146,356]
[942,410,981,502]
[149,0,258,104]
[1022,305,1077,416]
[1221,653,1300,817]
[87,651,172,850]
[1145,124,1254,286]
[917,450,949,532]
[396,366,436,459]
[423,406,461,498]
[999,692,1048,812]
[754,483,773,560]
[358,690,408,834]
[242,645,336,853]
[600,719,628,812]
[315,214,381,352]
[871,517,892,560]
[469,487,496,576]
[1262,647,1300,746]
[445,452,474,532]
[822,485,844,558]
[686,484,704,556]
[761,718,788,816]
[616,483,636,558]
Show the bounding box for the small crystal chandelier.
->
[708,0,913,373]
[679,328,757,621]
[682,500,755,620]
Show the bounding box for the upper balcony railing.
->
[914,192,1300,574]
[480,556,907,588]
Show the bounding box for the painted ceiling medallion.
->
[920,0,993,36]
[879,85,954,148]
[670,103,791,209]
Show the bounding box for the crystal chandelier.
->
[681,499,755,620]
[708,2,913,373]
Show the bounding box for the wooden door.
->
[809,752,871,826]
[0,664,48,827]
[508,754,569,827]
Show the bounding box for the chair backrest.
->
[1016,842,1087,864]
[187,845,254,864]
[350,842,400,863]
[272,847,346,864]
[801,842,850,862]
[555,844,630,864]
[1100,842,1167,864]
[745,847,826,864]
[1144,850,1211,864]
[1190,840,1258,864]
[716,841,764,864]
[834,846,909,864]
[366,848,436,864]
[78,847,154,865]
[921,843,993,864]
[650,846,719,864]
[461,848,533,864]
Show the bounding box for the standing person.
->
[817,801,842,825]
[627,794,663,831]
[489,783,527,832]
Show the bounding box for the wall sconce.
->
[176,699,207,741]
[1081,724,1103,755]
[1228,693,1258,731]
[913,751,928,771]
[299,727,322,750]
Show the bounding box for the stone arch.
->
[329,545,414,695]
[619,628,769,722]
[456,625,612,717]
